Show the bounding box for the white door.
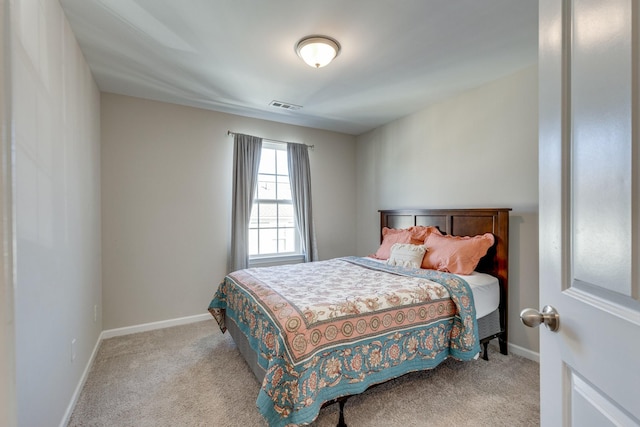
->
[537,0,640,425]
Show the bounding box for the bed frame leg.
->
[336,396,348,427]
[499,335,508,355]
[482,341,489,361]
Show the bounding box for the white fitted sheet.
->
[453,272,500,318]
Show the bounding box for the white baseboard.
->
[60,312,213,427]
[508,342,540,363]
[100,313,212,340]
[59,332,102,427]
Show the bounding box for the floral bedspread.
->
[208,256,479,427]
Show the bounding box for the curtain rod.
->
[227,130,314,150]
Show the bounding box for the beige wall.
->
[11,1,102,426]
[355,65,539,354]
[101,94,357,330]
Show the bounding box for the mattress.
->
[454,272,500,318]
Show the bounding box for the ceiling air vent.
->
[269,100,302,111]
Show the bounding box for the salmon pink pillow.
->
[407,225,442,244]
[422,232,495,274]
[370,227,412,260]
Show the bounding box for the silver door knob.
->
[520,305,560,332]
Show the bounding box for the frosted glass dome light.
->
[295,36,341,68]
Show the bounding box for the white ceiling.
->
[59,0,538,136]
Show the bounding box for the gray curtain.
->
[287,143,318,262]
[230,134,262,272]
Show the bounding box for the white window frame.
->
[248,141,302,264]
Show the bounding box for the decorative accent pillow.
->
[370,227,412,260]
[422,232,495,274]
[408,225,442,244]
[386,243,427,268]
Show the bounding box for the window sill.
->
[249,254,305,268]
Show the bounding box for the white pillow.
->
[386,243,426,268]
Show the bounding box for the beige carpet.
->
[68,319,539,427]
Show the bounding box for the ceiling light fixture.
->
[295,36,341,68]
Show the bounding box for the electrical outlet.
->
[71,339,77,362]
[94,305,97,323]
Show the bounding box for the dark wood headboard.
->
[379,208,511,352]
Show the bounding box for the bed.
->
[209,208,510,426]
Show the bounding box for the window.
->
[249,142,300,257]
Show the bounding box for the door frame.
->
[0,0,17,426]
